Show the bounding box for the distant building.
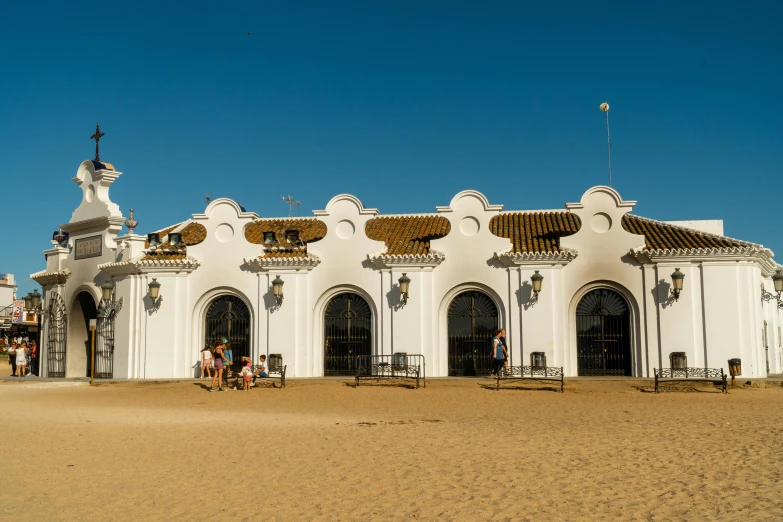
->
[32,158,783,380]
[0,274,16,333]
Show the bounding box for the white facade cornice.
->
[367,250,446,269]
[243,254,321,272]
[98,256,201,275]
[629,246,778,275]
[30,269,71,286]
[61,215,126,234]
[493,249,578,267]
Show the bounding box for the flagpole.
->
[600,102,612,186]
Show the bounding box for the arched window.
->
[205,296,251,369]
[324,293,372,375]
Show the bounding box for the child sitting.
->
[252,354,268,385]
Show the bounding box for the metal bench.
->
[654,367,727,393]
[496,365,564,392]
[253,364,286,389]
[355,354,425,388]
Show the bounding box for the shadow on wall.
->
[516,281,535,310]
[386,284,404,311]
[263,286,281,313]
[653,279,676,309]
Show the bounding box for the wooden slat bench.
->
[654,367,727,393]
[496,366,564,392]
[355,354,425,388]
[253,364,286,389]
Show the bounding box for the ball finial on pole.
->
[600,102,612,186]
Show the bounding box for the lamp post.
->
[670,268,685,302]
[530,271,544,305]
[398,273,411,305]
[272,276,284,306]
[761,269,783,308]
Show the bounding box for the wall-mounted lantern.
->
[398,273,411,305]
[761,269,783,308]
[670,268,685,301]
[30,289,41,310]
[101,282,115,302]
[272,276,284,305]
[23,293,33,310]
[530,270,544,305]
[148,278,162,311]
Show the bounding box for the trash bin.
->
[531,352,546,368]
[728,358,742,377]
[670,352,687,369]
[392,352,407,371]
[268,353,283,371]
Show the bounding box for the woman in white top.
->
[200,346,213,378]
[16,341,28,377]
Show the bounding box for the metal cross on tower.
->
[90,123,105,162]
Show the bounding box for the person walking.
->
[8,341,17,377]
[16,341,28,377]
[29,340,38,376]
[209,340,227,392]
[490,329,507,378]
[200,345,213,379]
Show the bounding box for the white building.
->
[32,159,783,379]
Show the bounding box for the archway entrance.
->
[576,289,632,376]
[323,293,372,376]
[447,290,498,376]
[67,291,97,378]
[204,296,251,370]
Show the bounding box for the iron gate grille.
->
[324,293,372,376]
[46,292,67,378]
[95,297,122,379]
[448,291,499,376]
[576,289,631,376]
[205,296,251,371]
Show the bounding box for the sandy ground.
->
[0,374,781,522]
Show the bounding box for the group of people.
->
[200,338,269,392]
[4,337,38,377]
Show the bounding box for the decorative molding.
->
[98,255,201,275]
[367,250,446,269]
[493,249,578,267]
[244,254,321,272]
[314,194,379,217]
[192,198,259,221]
[60,215,126,234]
[629,246,779,275]
[436,190,503,213]
[565,185,636,211]
[30,269,71,286]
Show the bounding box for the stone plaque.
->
[74,235,103,260]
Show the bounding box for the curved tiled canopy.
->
[365,215,451,256]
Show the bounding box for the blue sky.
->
[2,1,781,296]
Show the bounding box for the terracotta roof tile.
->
[180,222,207,245]
[141,222,207,261]
[365,215,451,256]
[245,218,327,258]
[621,215,748,250]
[490,212,581,253]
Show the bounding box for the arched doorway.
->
[67,291,97,378]
[447,290,498,376]
[576,288,632,376]
[204,296,251,370]
[324,293,372,376]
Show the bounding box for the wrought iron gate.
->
[324,293,372,375]
[46,292,67,378]
[576,289,631,376]
[448,291,499,376]
[95,297,123,379]
[205,296,250,370]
